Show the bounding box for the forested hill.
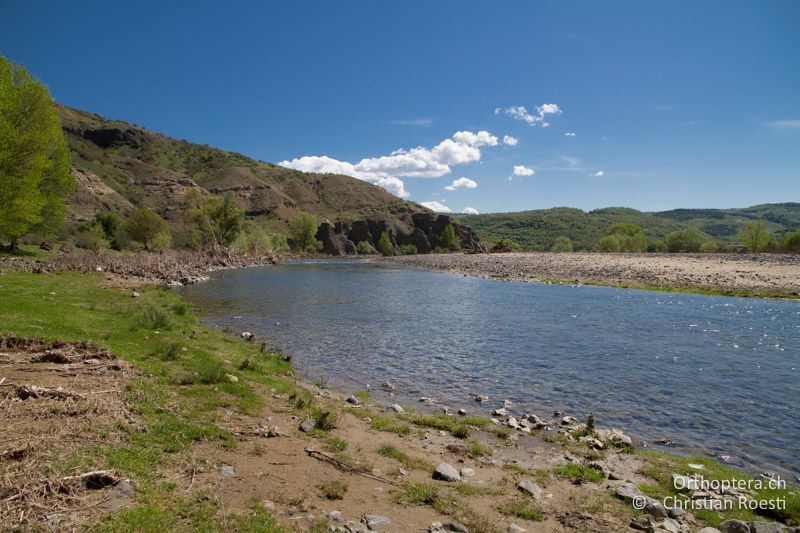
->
[58,105,431,234]
[453,204,800,251]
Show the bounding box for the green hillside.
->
[454,204,800,251]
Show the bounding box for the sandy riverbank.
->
[388,252,800,298]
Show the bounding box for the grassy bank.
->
[1,270,797,531]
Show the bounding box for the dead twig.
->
[304,448,400,486]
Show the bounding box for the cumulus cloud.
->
[503,135,518,146]
[420,200,451,213]
[513,165,535,177]
[592,170,605,177]
[564,132,576,137]
[445,177,478,191]
[462,207,479,215]
[495,104,561,127]
[278,130,498,198]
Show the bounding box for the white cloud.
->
[592,170,605,177]
[278,130,498,198]
[495,103,562,127]
[462,207,479,215]
[564,132,576,137]
[445,177,478,191]
[770,119,800,130]
[503,135,518,146]
[513,165,535,177]
[420,201,451,213]
[390,118,433,126]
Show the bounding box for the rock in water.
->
[517,479,542,498]
[433,462,461,482]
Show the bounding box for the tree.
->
[124,208,169,250]
[665,227,705,253]
[376,230,394,256]
[0,55,73,249]
[737,221,772,253]
[439,224,460,251]
[94,211,122,240]
[290,212,319,252]
[551,236,573,253]
[700,240,719,253]
[782,229,800,253]
[604,223,647,252]
[183,189,243,248]
[597,235,621,252]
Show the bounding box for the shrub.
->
[398,244,417,255]
[319,481,347,500]
[665,227,705,253]
[700,240,719,253]
[124,208,169,250]
[75,222,108,252]
[782,229,800,253]
[738,220,773,252]
[137,304,171,330]
[376,231,394,256]
[154,341,182,361]
[551,236,573,253]
[311,408,339,431]
[149,230,172,254]
[290,213,320,252]
[235,222,272,255]
[356,240,376,255]
[604,223,647,252]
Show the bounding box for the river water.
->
[178,259,800,480]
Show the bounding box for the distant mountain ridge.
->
[454,203,800,251]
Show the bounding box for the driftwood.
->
[304,448,400,486]
[13,385,86,401]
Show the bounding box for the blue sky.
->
[3,1,799,214]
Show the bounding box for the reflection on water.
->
[179,259,800,479]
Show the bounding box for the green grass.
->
[498,499,544,521]
[319,481,348,500]
[324,436,348,452]
[377,444,432,470]
[369,414,412,436]
[400,413,471,439]
[634,450,799,526]
[553,462,604,483]
[395,482,444,510]
[353,389,370,402]
[0,272,295,531]
[467,439,493,457]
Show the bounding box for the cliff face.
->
[57,105,480,252]
[315,214,481,255]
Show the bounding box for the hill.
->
[58,105,479,252]
[454,204,800,251]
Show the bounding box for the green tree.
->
[149,230,172,254]
[699,240,719,253]
[782,229,800,253]
[124,208,169,250]
[597,235,621,252]
[0,55,73,249]
[439,224,460,251]
[356,240,375,255]
[665,227,705,253]
[93,211,122,240]
[376,230,394,256]
[290,212,319,252]
[604,223,647,252]
[737,221,773,253]
[183,189,243,248]
[551,236,573,253]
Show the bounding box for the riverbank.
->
[0,271,797,532]
[387,252,800,299]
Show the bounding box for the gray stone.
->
[668,505,686,519]
[219,465,235,477]
[299,419,316,432]
[441,522,469,533]
[460,467,475,477]
[458,408,467,416]
[750,523,784,533]
[645,500,668,518]
[474,395,489,403]
[224,373,238,383]
[346,395,360,405]
[561,415,578,426]
[433,462,461,482]
[389,404,404,413]
[698,529,723,533]
[492,407,508,417]
[616,482,647,502]
[508,524,526,533]
[517,479,542,498]
[630,515,655,531]
[240,331,253,341]
[672,473,699,491]
[718,520,751,533]
[654,517,685,533]
[362,514,391,530]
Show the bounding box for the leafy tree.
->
[737,221,773,253]
[782,229,800,253]
[183,189,243,247]
[597,235,621,252]
[75,221,108,252]
[290,212,319,252]
[93,211,122,240]
[149,231,172,254]
[699,240,719,253]
[551,236,573,253]
[376,230,394,256]
[665,227,705,253]
[235,221,272,255]
[439,224,460,251]
[604,223,647,252]
[0,55,73,249]
[124,207,169,250]
[398,243,417,255]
